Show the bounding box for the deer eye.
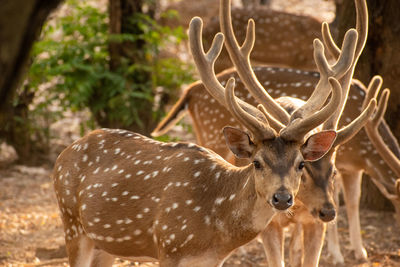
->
[253,160,262,169]
[298,161,305,170]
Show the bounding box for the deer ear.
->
[223,126,256,158]
[301,130,336,162]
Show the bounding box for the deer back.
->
[203,7,322,73]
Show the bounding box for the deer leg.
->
[66,235,95,267]
[288,223,303,267]
[302,221,326,267]
[341,169,368,261]
[326,176,344,264]
[90,249,115,267]
[260,221,285,267]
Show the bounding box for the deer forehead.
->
[255,138,302,170]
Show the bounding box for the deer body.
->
[55,118,336,266]
[203,8,322,73]
[54,129,280,266]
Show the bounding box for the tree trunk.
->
[105,0,158,136]
[0,0,63,161]
[334,0,400,210]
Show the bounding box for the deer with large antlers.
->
[52,10,347,267]
[153,0,380,264]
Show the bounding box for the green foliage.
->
[28,0,194,136]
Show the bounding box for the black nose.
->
[272,191,293,210]
[319,204,336,222]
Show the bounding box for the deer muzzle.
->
[318,203,336,222]
[271,188,293,210]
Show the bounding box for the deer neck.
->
[207,162,275,249]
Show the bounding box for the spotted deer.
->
[153,0,382,264]
[52,14,346,267]
[161,0,326,73]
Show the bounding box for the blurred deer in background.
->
[153,0,395,264]
[202,7,323,73]
[160,0,324,73]
[52,9,349,266]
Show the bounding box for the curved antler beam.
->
[333,99,376,147]
[220,0,291,124]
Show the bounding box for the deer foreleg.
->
[302,221,326,267]
[66,235,95,267]
[341,169,368,261]
[90,249,115,267]
[288,223,303,267]
[261,220,285,267]
[326,176,344,264]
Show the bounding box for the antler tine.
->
[354,0,369,59]
[323,0,368,60]
[322,22,340,59]
[220,0,291,124]
[280,77,342,141]
[362,75,383,110]
[189,17,226,105]
[365,89,400,177]
[225,78,276,140]
[189,17,274,140]
[322,0,368,129]
[333,99,376,147]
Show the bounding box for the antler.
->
[219,0,345,141]
[322,0,368,130]
[219,0,291,124]
[189,17,276,141]
[219,0,354,141]
[360,76,400,202]
[224,78,276,140]
[364,82,400,177]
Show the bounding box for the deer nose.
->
[319,204,336,222]
[272,191,293,210]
